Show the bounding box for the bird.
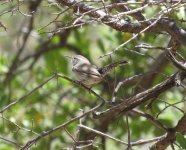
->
[66,55,128,88]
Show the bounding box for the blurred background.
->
[0,0,186,150]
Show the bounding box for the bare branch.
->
[0,136,22,148]
[95,71,186,119]
[150,112,186,150]
[0,74,57,113]
[78,124,161,147]
[21,96,104,150]
[56,0,186,49]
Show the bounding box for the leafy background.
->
[0,0,186,150]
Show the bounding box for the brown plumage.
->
[66,55,128,87]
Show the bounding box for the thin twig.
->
[126,113,131,149]
[0,136,22,148]
[0,74,57,113]
[131,109,168,131]
[79,124,128,145]
[20,73,106,150]
[78,124,161,146]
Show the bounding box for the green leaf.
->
[176,132,186,149]
[97,39,105,53]
[44,50,68,74]
[52,35,60,44]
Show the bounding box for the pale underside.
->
[72,63,102,87]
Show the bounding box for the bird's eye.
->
[73,58,78,65]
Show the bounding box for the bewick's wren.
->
[66,55,128,87]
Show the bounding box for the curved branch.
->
[57,0,186,47]
[150,112,186,150]
[94,71,186,119]
[21,73,106,150]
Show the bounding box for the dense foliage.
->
[0,0,186,150]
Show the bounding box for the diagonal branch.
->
[150,112,186,150]
[78,124,162,147]
[94,71,186,119]
[0,136,22,148]
[56,0,186,47]
[20,74,106,150]
[0,74,57,113]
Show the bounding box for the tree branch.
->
[150,112,186,150]
[56,0,186,47]
[94,71,186,119]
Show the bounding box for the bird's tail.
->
[98,60,128,76]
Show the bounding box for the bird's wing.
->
[73,63,101,77]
